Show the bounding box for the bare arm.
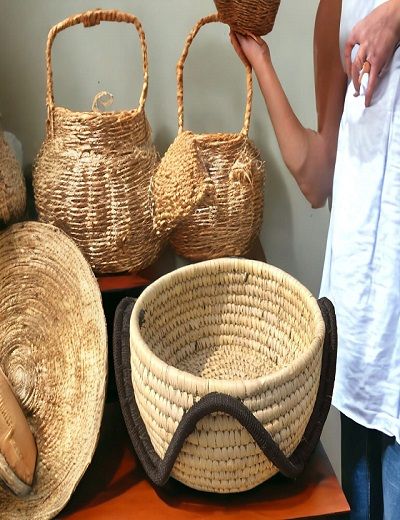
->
[231,0,347,208]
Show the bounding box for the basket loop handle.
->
[114,297,338,485]
[45,9,149,131]
[177,13,253,137]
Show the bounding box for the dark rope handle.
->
[114,296,337,486]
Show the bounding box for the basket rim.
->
[130,257,325,399]
[52,105,144,118]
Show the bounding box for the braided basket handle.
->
[177,13,253,136]
[114,296,338,486]
[46,9,148,125]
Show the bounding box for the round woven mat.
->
[0,221,107,519]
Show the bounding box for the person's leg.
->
[341,413,383,519]
[382,435,400,520]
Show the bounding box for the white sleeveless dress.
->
[320,0,400,442]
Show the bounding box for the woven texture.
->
[152,14,264,260]
[33,9,163,274]
[128,258,326,493]
[0,221,107,519]
[214,0,281,36]
[151,131,210,234]
[0,134,26,226]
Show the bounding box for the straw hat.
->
[0,221,107,519]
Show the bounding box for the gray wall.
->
[0,0,340,476]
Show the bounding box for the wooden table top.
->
[96,239,268,292]
[60,403,349,520]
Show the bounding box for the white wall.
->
[0,0,340,477]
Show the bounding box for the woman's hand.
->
[345,0,400,106]
[229,31,271,70]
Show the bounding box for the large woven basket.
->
[114,258,337,493]
[0,133,26,226]
[214,0,281,36]
[151,14,264,261]
[33,9,163,274]
[0,221,107,519]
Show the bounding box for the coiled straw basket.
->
[0,133,26,226]
[151,14,264,261]
[114,258,337,493]
[33,9,163,274]
[214,0,281,36]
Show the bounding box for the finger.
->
[230,31,251,67]
[365,64,379,107]
[247,33,264,45]
[351,49,366,95]
[344,36,357,77]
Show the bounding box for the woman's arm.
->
[231,0,347,208]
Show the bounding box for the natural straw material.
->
[214,0,281,36]
[0,134,26,226]
[33,9,163,274]
[125,258,327,493]
[152,14,264,260]
[0,221,107,519]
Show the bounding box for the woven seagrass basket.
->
[152,14,264,261]
[214,0,281,36]
[33,9,163,274]
[114,258,337,493]
[0,221,107,519]
[0,133,26,226]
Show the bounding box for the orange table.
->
[60,403,349,520]
[96,239,268,292]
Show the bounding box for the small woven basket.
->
[114,258,337,493]
[214,0,281,36]
[151,14,264,261]
[0,134,26,226]
[33,9,163,274]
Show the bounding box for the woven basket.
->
[151,14,264,261]
[114,258,337,493]
[214,0,281,36]
[33,9,163,274]
[0,133,26,226]
[0,221,107,519]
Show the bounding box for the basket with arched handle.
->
[33,9,164,274]
[151,14,264,261]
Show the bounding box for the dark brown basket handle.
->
[45,9,149,133]
[114,296,337,486]
[177,13,253,137]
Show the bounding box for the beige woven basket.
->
[214,0,281,36]
[115,258,337,493]
[0,221,107,519]
[0,133,26,226]
[151,14,264,261]
[33,9,163,274]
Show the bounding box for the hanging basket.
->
[214,0,281,36]
[151,14,264,261]
[114,258,337,493]
[0,134,26,226]
[33,9,164,274]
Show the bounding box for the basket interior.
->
[139,264,318,381]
